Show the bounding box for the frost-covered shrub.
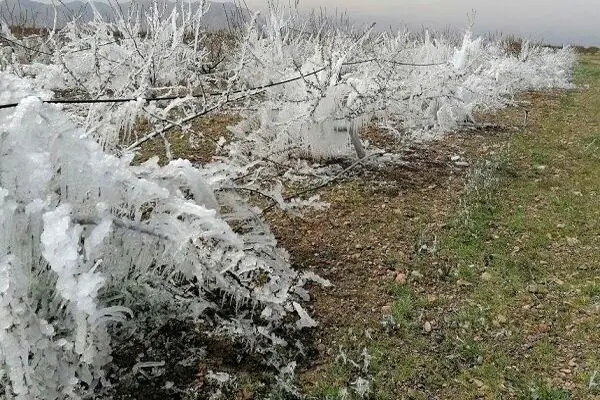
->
[228,12,575,159]
[0,45,11,72]
[227,10,378,160]
[16,0,230,149]
[0,74,318,399]
[4,2,575,163]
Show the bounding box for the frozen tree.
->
[0,73,321,399]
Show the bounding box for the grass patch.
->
[432,53,600,398]
[390,285,417,326]
[519,381,572,400]
[133,113,239,165]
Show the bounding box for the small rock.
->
[560,368,572,374]
[472,378,485,388]
[481,271,492,281]
[535,323,552,333]
[568,359,578,367]
[455,161,470,167]
[411,270,423,280]
[456,279,472,286]
[394,272,407,284]
[537,286,549,295]
[566,237,580,246]
[317,343,327,354]
[423,321,432,333]
[381,305,392,314]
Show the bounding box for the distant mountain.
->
[0,0,251,30]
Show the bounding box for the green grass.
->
[433,53,600,398]
[519,381,572,400]
[390,285,417,328]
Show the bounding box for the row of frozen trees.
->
[0,1,575,398]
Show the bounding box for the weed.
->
[391,285,417,328]
[520,381,571,400]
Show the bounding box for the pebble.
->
[472,378,485,388]
[536,323,552,333]
[568,359,578,367]
[423,321,432,333]
[317,343,327,354]
[394,272,407,284]
[560,368,572,374]
[426,294,437,304]
[411,270,423,280]
[566,236,580,246]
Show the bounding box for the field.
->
[278,53,600,399]
[125,52,600,399]
[0,3,596,399]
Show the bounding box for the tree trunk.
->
[348,121,366,159]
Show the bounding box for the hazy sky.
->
[244,0,600,46]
